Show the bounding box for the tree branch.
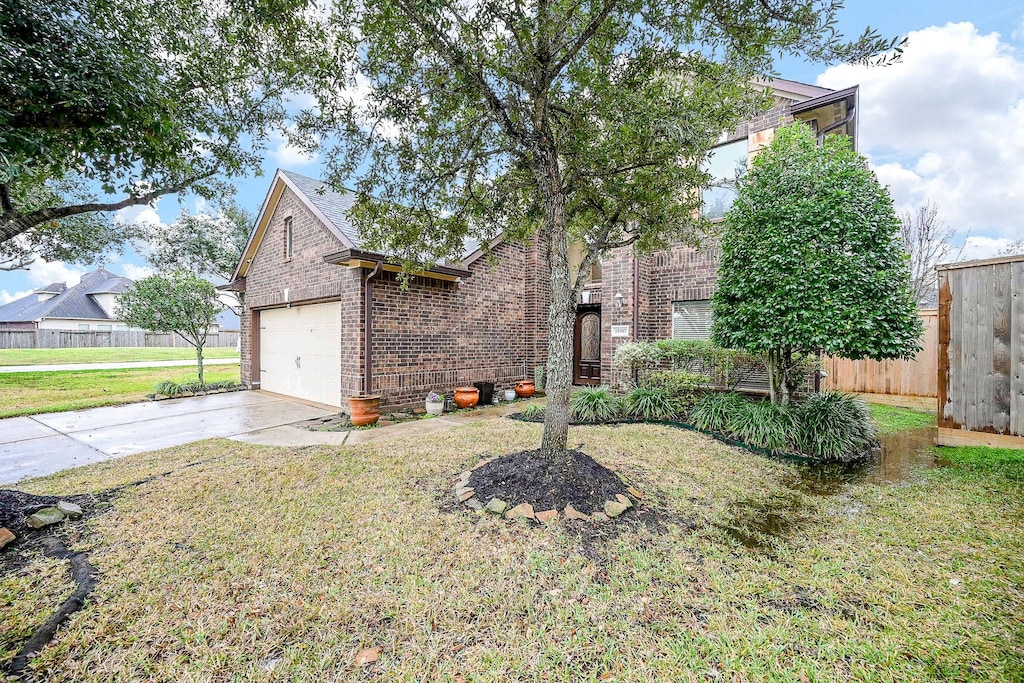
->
[0,173,215,244]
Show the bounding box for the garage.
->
[259,302,342,408]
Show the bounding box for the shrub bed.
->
[517,383,877,462]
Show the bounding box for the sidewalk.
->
[0,358,240,374]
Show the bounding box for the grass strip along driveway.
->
[0,365,240,418]
[1,409,1021,681]
[0,347,239,367]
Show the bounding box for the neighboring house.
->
[0,268,138,332]
[229,79,858,409]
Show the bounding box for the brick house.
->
[230,79,857,409]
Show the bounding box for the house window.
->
[77,324,90,331]
[672,300,713,340]
[702,138,748,220]
[284,217,294,260]
[116,325,130,331]
[97,324,112,331]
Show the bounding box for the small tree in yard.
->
[712,123,922,404]
[117,273,222,384]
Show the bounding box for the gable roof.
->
[0,268,133,323]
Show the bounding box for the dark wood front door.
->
[573,306,602,385]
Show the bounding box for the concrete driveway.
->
[0,392,334,484]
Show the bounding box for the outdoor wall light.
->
[614,292,624,310]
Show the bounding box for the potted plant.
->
[504,388,517,402]
[349,395,381,426]
[425,391,445,415]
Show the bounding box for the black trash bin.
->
[472,381,495,405]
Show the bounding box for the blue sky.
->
[3,0,1024,302]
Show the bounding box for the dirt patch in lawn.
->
[468,449,630,515]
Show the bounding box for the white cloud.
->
[122,264,155,281]
[24,259,87,288]
[1013,15,1024,41]
[952,235,1017,262]
[268,129,320,168]
[0,289,33,305]
[817,22,1024,245]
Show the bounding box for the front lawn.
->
[3,419,1020,681]
[0,347,239,367]
[0,365,240,418]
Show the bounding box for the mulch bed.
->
[468,449,629,515]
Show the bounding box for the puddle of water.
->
[791,427,946,494]
[723,427,946,549]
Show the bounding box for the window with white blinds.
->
[672,300,713,340]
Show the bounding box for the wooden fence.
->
[0,329,239,350]
[936,256,1024,448]
[822,309,938,399]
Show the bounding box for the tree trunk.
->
[536,147,577,459]
[196,344,205,385]
[765,348,791,406]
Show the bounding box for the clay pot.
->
[453,386,479,409]
[349,395,381,426]
[515,380,536,398]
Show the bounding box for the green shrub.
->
[153,380,183,397]
[726,399,795,453]
[519,404,545,421]
[622,386,678,420]
[690,392,748,433]
[570,386,619,423]
[642,369,707,413]
[794,392,877,461]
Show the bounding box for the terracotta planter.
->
[349,395,381,426]
[453,386,479,409]
[515,380,536,398]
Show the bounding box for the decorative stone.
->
[563,504,589,521]
[535,509,559,523]
[505,503,535,520]
[26,507,65,529]
[0,527,14,549]
[465,497,483,511]
[591,511,610,522]
[604,501,629,517]
[458,489,475,503]
[57,500,83,519]
[615,494,633,509]
[627,486,643,499]
[412,407,426,415]
[485,498,509,514]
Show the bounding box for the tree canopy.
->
[306,0,901,454]
[137,201,252,310]
[0,0,324,257]
[712,123,922,403]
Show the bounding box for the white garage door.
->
[260,303,342,408]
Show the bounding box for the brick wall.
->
[370,241,540,406]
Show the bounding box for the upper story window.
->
[284,217,294,260]
[702,138,748,221]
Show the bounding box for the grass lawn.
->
[2,418,1020,681]
[869,402,935,434]
[0,365,240,418]
[0,347,239,367]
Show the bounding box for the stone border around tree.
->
[453,458,642,523]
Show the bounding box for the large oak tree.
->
[0,0,325,260]
[308,0,900,458]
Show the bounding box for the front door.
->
[573,306,602,385]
